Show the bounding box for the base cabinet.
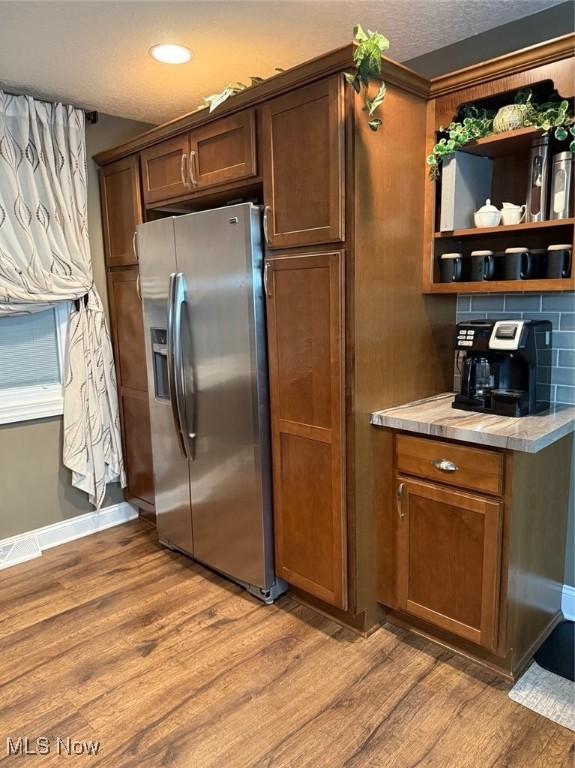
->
[380,431,572,679]
[396,478,502,650]
[265,250,347,609]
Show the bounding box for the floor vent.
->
[0,536,42,570]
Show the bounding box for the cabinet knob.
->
[432,459,459,473]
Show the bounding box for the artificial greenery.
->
[202,70,284,113]
[427,89,575,180]
[345,25,389,131]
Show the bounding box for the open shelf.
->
[461,126,544,159]
[424,277,575,295]
[435,218,575,239]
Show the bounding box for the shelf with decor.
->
[423,47,575,294]
[434,218,574,239]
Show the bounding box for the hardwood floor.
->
[0,521,572,767]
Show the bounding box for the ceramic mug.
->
[501,203,526,226]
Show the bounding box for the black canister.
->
[470,250,495,281]
[439,252,464,282]
[504,247,533,280]
[546,244,572,278]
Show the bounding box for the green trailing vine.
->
[345,25,389,131]
[427,89,575,180]
[191,23,391,130]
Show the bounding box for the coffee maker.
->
[453,319,552,417]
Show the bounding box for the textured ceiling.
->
[0,0,564,124]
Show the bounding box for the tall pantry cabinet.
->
[95,46,455,632]
[99,157,155,513]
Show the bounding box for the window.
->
[0,303,69,425]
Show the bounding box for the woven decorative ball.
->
[493,104,527,133]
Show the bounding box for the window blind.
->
[0,309,61,389]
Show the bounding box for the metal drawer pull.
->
[180,152,190,189]
[263,261,272,298]
[432,459,459,473]
[396,482,405,519]
[189,150,198,187]
[262,205,271,245]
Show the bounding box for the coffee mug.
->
[501,203,526,226]
[470,250,495,281]
[504,247,533,280]
[439,252,464,283]
[546,244,572,279]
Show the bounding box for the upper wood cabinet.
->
[140,134,191,204]
[191,110,257,189]
[99,156,142,267]
[140,111,257,205]
[265,251,346,609]
[261,76,345,249]
[395,477,502,650]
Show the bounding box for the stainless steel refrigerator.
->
[137,203,285,603]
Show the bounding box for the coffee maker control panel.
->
[455,321,493,350]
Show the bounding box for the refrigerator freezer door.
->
[137,217,194,555]
[174,204,274,589]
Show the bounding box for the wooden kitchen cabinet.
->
[378,429,572,678]
[107,267,154,509]
[191,110,257,189]
[140,134,191,204]
[99,156,142,267]
[120,391,155,507]
[261,76,345,249]
[396,477,502,650]
[140,111,257,204]
[96,41,454,631]
[265,251,347,609]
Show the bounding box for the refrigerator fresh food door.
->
[174,204,275,589]
[137,216,194,555]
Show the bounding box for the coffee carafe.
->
[461,356,495,402]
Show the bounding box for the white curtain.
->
[0,92,125,507]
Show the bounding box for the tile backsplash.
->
[456,292,575,405]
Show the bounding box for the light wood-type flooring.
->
[0,521,572,767]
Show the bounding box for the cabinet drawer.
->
[395,434,503,496]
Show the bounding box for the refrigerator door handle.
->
[167,272,194,460]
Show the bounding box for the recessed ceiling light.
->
[149,44,192,65]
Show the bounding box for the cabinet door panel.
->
[266,251,346,608]
[397,477,502,649]
[107,268,154,508]
[262,77,345,248]
[107,269,147,392]
[140,134,191,203]
[99,157,142,268]
[121,392,154,506]
[191,111,257,189]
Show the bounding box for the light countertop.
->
[369,393,575,453]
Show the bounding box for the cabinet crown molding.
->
[430,33,575,97]
[94,44,429,167]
